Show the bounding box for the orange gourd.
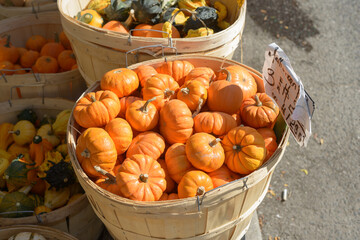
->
[76,128,117,178]
[125,98,159,132]
[134,65,158,87]
[34,56,58,73]
[257,128,278,162]
[240,93,279,129]
[159,192,179,200]
[142,74,179,110]
[222,126,266,174]
[0,36,19,64]
[118,96,142,118]
[185,133,224,172]
[159,99,194,144]
[178,170,213,199]
[156,60,194,86]
[0,61,14,75]
[29,135,53,167]
[208,165,240,188]
[26,35,47,52]
[184,67,216,88]
[126,131,165,160]
[132,24,153,37]
[57,50,76,71]
[40,37,65,59]
[73,90,121,128]
[216,65,257,100]
[177,80,208,111]
[145,23,181,38]
[17,47,27,57]
[193,111,237,136]
[165,143,194,183]
[117,154,166,201]
[103,20,129,33]
[100,68,139,98]
[20,50,39,68]
[158,159,176,193]
[27,169,46,196]
[59,31,72,50]
[104,118,133,155]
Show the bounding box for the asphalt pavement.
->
[233,0,360,239]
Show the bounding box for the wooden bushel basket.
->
[0,97,104,240]
[67,56,290,240]
[0,11,87,102]
[0,0,57,19]
[57,0,247,86]
[0,225,77,240]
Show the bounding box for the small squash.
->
[257,128,278,162]
[37,124,60,147]
[132,23,153,37]
[0,122,14,150]
[94,166,122,196]
[10,120,36,146]
[86,0,111,16]
[25,35,47,52]
[177,80,207,111]
[184,67,216,88]
[75,9,104,28]
[0,35,19,64]
[0,149,11,161]
[73,90,121,128]
[185,27,214,38]
[7,143,29,161]
[34,205,52,215]
[41,159,76,191]
[104,0,132,22]
[145,22,181,38]
[118,96,142,118]
[17,108,37,125]
[117,154,166,201]
[178,0,207,12]
[165,143,194,183]
[208,165,240,188]
[0,60,14,75]
[103,20,129,33]
[0,191,35,218]
[156,60,194,86]
[158,159,176,193]
[29,135,53,167]
[178,170,213,199]
[100,68,139,98]
[131,0,162,24]
[104,118,133,155]
[44,185,71,210]
[193,111,237,136]
[40,34,65,59]
[34,56,59,73]
[134,65,158,87]
[0,157,9,178]
[57,50,77,71]
[126,98,159,132]
[59,31,72,50]
[67,193,83,205]
[4,154,34,192]
[52,109,71,137]
[20,50,40,68]
[183,6,218,33]
[126,131,165,160]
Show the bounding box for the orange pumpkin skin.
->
[185,133,225,172]
[159,192,179,201]
[100,68,139,98]
[26,35,47,52]
[117,154,166,201]
[40,42,65,59]
[184,67,216,88]
[134,65,158,87]
[145,23,181,38]
[73,90,120,128]
[240,93,279,129]
[216,65,257,100]
[103,20,129,33]
[0,60,14,75]
[20,50,40,68]
[165,143,194,183]
[125,98,159,132]
[178,170,213,199]
[156,60,194,86]
[118,96,142,118]
[57,50,76,71]
[105,118,133,155]
[193,112,237,136]
[257,128,278,162]
[158,159,176,193]
[126,131,165,160]
[159,99,194,144]
[76,128,117,178]
[0,43,19,64]
[17,47,27,57]
[232,112,241,126]
[207,77,243,115]
[95,177,122,196]
[14,64,26,74]
[208,165,240,188]
[222,126,266,174]
[132,24,153,37]
[177,80,208,111]
[59,31,72,50]
[142,74,179,110]
[34,56,58,73]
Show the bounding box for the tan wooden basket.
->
[0,97,104,240]
[57,0,247,86]
[66,55,290,240]
[0,11,87,102]
[0,225,77,240]
[0,0,57,19]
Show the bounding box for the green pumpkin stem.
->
[209,138,221,147]
[254,94,262,107]
[140,97,156,113]
[196,186,205,196]
[90,95,97,102]
[139,173,149,183]
[94,165,117,182]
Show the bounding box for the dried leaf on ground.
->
[300,169,308,175]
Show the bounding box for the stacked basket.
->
[0,0,57,19]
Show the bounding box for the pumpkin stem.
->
[123,9,135,29]
[81,13,94,24]
[140,97,156,113]
[180,87,190,95]
[139,173,149,183]
[192,98,204,118]
[33,135,43,144]
[209,138,221,147]
[233,145,242,151]
[219,68,232,82]
[94,165,117,182]
[8,130,20,136]
[196,186,206,196]
[90,95,97,102]
[81,149,91,158]
[254,94,262,106]
[164,88,175,98]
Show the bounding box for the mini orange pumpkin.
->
[0,36,19,64]
[26,35,47,52]
[185,133,224,172]
[59,31,72,50]
[165,143,194,183]
[94,166,122,196]
[57,50,76,71]
[132,24,153,37]
[34,56,58,73]
[208,165,241,188]
[184,67,216,88]
[13,64,26,75]
[142,74,179,110]
[100,68,139,98]
[0,60,14,75]
[104,118,133,155]
[178,170,213,199]
[159,99,194,144]
[126,131,165,160]
[73,90,121,128]
[40,38,65,59]
[20,50,40,68]
[256,128,278,162]
[177,80,207,111]
[193,111,237,136]
[75,9,104,28]
[159,192,179,200]
[117,154,166,201]
[158,159,176,193]
[76,128,117,178]
[103,20,129,33]
[118,96,142,118]
[156,60,194,86]
[222,126,266,174]
[134,65,158,87]
[125,98,159,132]
[240,93,279,129]
[145,23,181,38]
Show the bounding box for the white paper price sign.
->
[262,43,315,147]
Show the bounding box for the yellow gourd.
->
[214,1,227,22]
[37,151,64,178]
[75,9,104,28]
[178,0,207,12]
[44,185,70,209]
[52,109,71,137]
[0,157,9,176]
[185,27,214,38]
[0,149,11,161]
[37,124,60,147]
[10,120,36,146]
[67,193,83,205]
[218,20,230,30]
[0,123,14,150]
[34,205,52,215]
[56,143,68,157]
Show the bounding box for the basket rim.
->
[66,55,290,208]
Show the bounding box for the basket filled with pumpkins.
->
[67,55,290,240]
[0,0,58,19]
[0,97,104,240]
[0,11,87,101]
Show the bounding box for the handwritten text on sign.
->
[262,43,315,147]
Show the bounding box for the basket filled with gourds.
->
[0,97,104,240]
[0,11,87,101]
[0,225,78,240]
[67,55,290,240]
[0,0,58,19]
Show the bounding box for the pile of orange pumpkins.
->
[72,60,280,201]
[0,32,77,75]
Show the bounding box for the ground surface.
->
[232,0,360,239]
